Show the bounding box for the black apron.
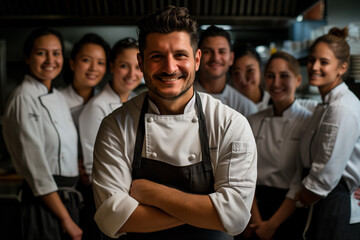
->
[20,175,82,240]
[305,178,355,240]
[126,92,233,240]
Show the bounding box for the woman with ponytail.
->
[296,27,360,239]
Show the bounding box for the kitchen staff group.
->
[2,5,359,240]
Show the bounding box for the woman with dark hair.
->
[79,37,142,181]
[61,33,110,128]
[231,44,270,111]
[240,51,311,240]
[2,28,82,240]
[296,27,360,240]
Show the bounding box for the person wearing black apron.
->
[92,6,257,240]
[296,27,360,240]
[125,93,233,240]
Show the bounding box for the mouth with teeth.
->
[155,74,184,83]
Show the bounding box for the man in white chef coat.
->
[92,5,257,240]
[194,25,257,117]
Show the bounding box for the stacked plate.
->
[350,55,360,80]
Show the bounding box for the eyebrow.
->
[79,54,106,60]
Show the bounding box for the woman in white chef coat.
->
[231,44,270,111]
[60,33,110,128]
[2,28,82,240]
[77,38,142,240]
[241,51,312,240]
[296,27,360,240]
[79,37,142,180]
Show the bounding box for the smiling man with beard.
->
[194,25,258,117]
[91,6,257,240]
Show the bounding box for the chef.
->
[92,5,257,240]
[194,25,258,117]
[2,28,82,240]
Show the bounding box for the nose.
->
[273,75,281,86]
[211,51,220,61]
[45,52,54,63]
[163,55,178,74]
[89,61,98,71]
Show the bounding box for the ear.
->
[229,51,234,66]
[137,53,144,73]
[338,62,348,78]
[195,49,201,71]
[295,74,302,88]
[69,59,75,71]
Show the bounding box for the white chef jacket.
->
[92,91,257,238]
[248,101,312,199]
[60,84,101,128]
[300,83,360,224]
[256,90,271,112]
[2,75,78,196]
[194,81,257,117]
[256,90,319,113]
[78,82,137,176]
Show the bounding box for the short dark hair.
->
[70,33,110,62]
[23,27,64,59]
[198,25,232,50]
[233,44,261,68]
[137,5,199,57]
[110,37,139,63]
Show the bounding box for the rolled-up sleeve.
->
[92,114,138,238]
[209,114,257,236]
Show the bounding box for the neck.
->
[248,88,263,104]
[148,88,194,115]
[72,82,93,103]
[198,72,226,94]
[273,99,294,116]
[112,82,130,103]
[319,79,343,100]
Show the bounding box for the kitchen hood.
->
[0,0,322,29]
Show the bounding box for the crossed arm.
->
[120,179,225,233]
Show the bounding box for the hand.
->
[242,223,256,238]
[354,188,360,206]
[295,188,321,207]
[61,217,83,240]
[130,179,163,206]
[251,220,275,240]
[78,158,91,186]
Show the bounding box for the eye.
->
[81,57,91,63]
[35,50,46,56]
[98,61,106,66]
[320,60,329,65]
[202,49,211,55]
[174,53,188,59]
[247,68,255,75]
[265,73,275,79]
[53,51,62,56]
[219,49,228,55]
[150,54,162,60]
[119,63,128,69]
[280,74,290,79]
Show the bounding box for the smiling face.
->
[111,48,143,97]
[307,42,347,96]
[231,55,261,97]
[138,31,201,103]
[25,34,63,87]
[199,36,234,81]
[265,58,301,108]
[70,43,107,90]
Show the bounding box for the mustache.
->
[155,72,185,78]
[207,60,223,65]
